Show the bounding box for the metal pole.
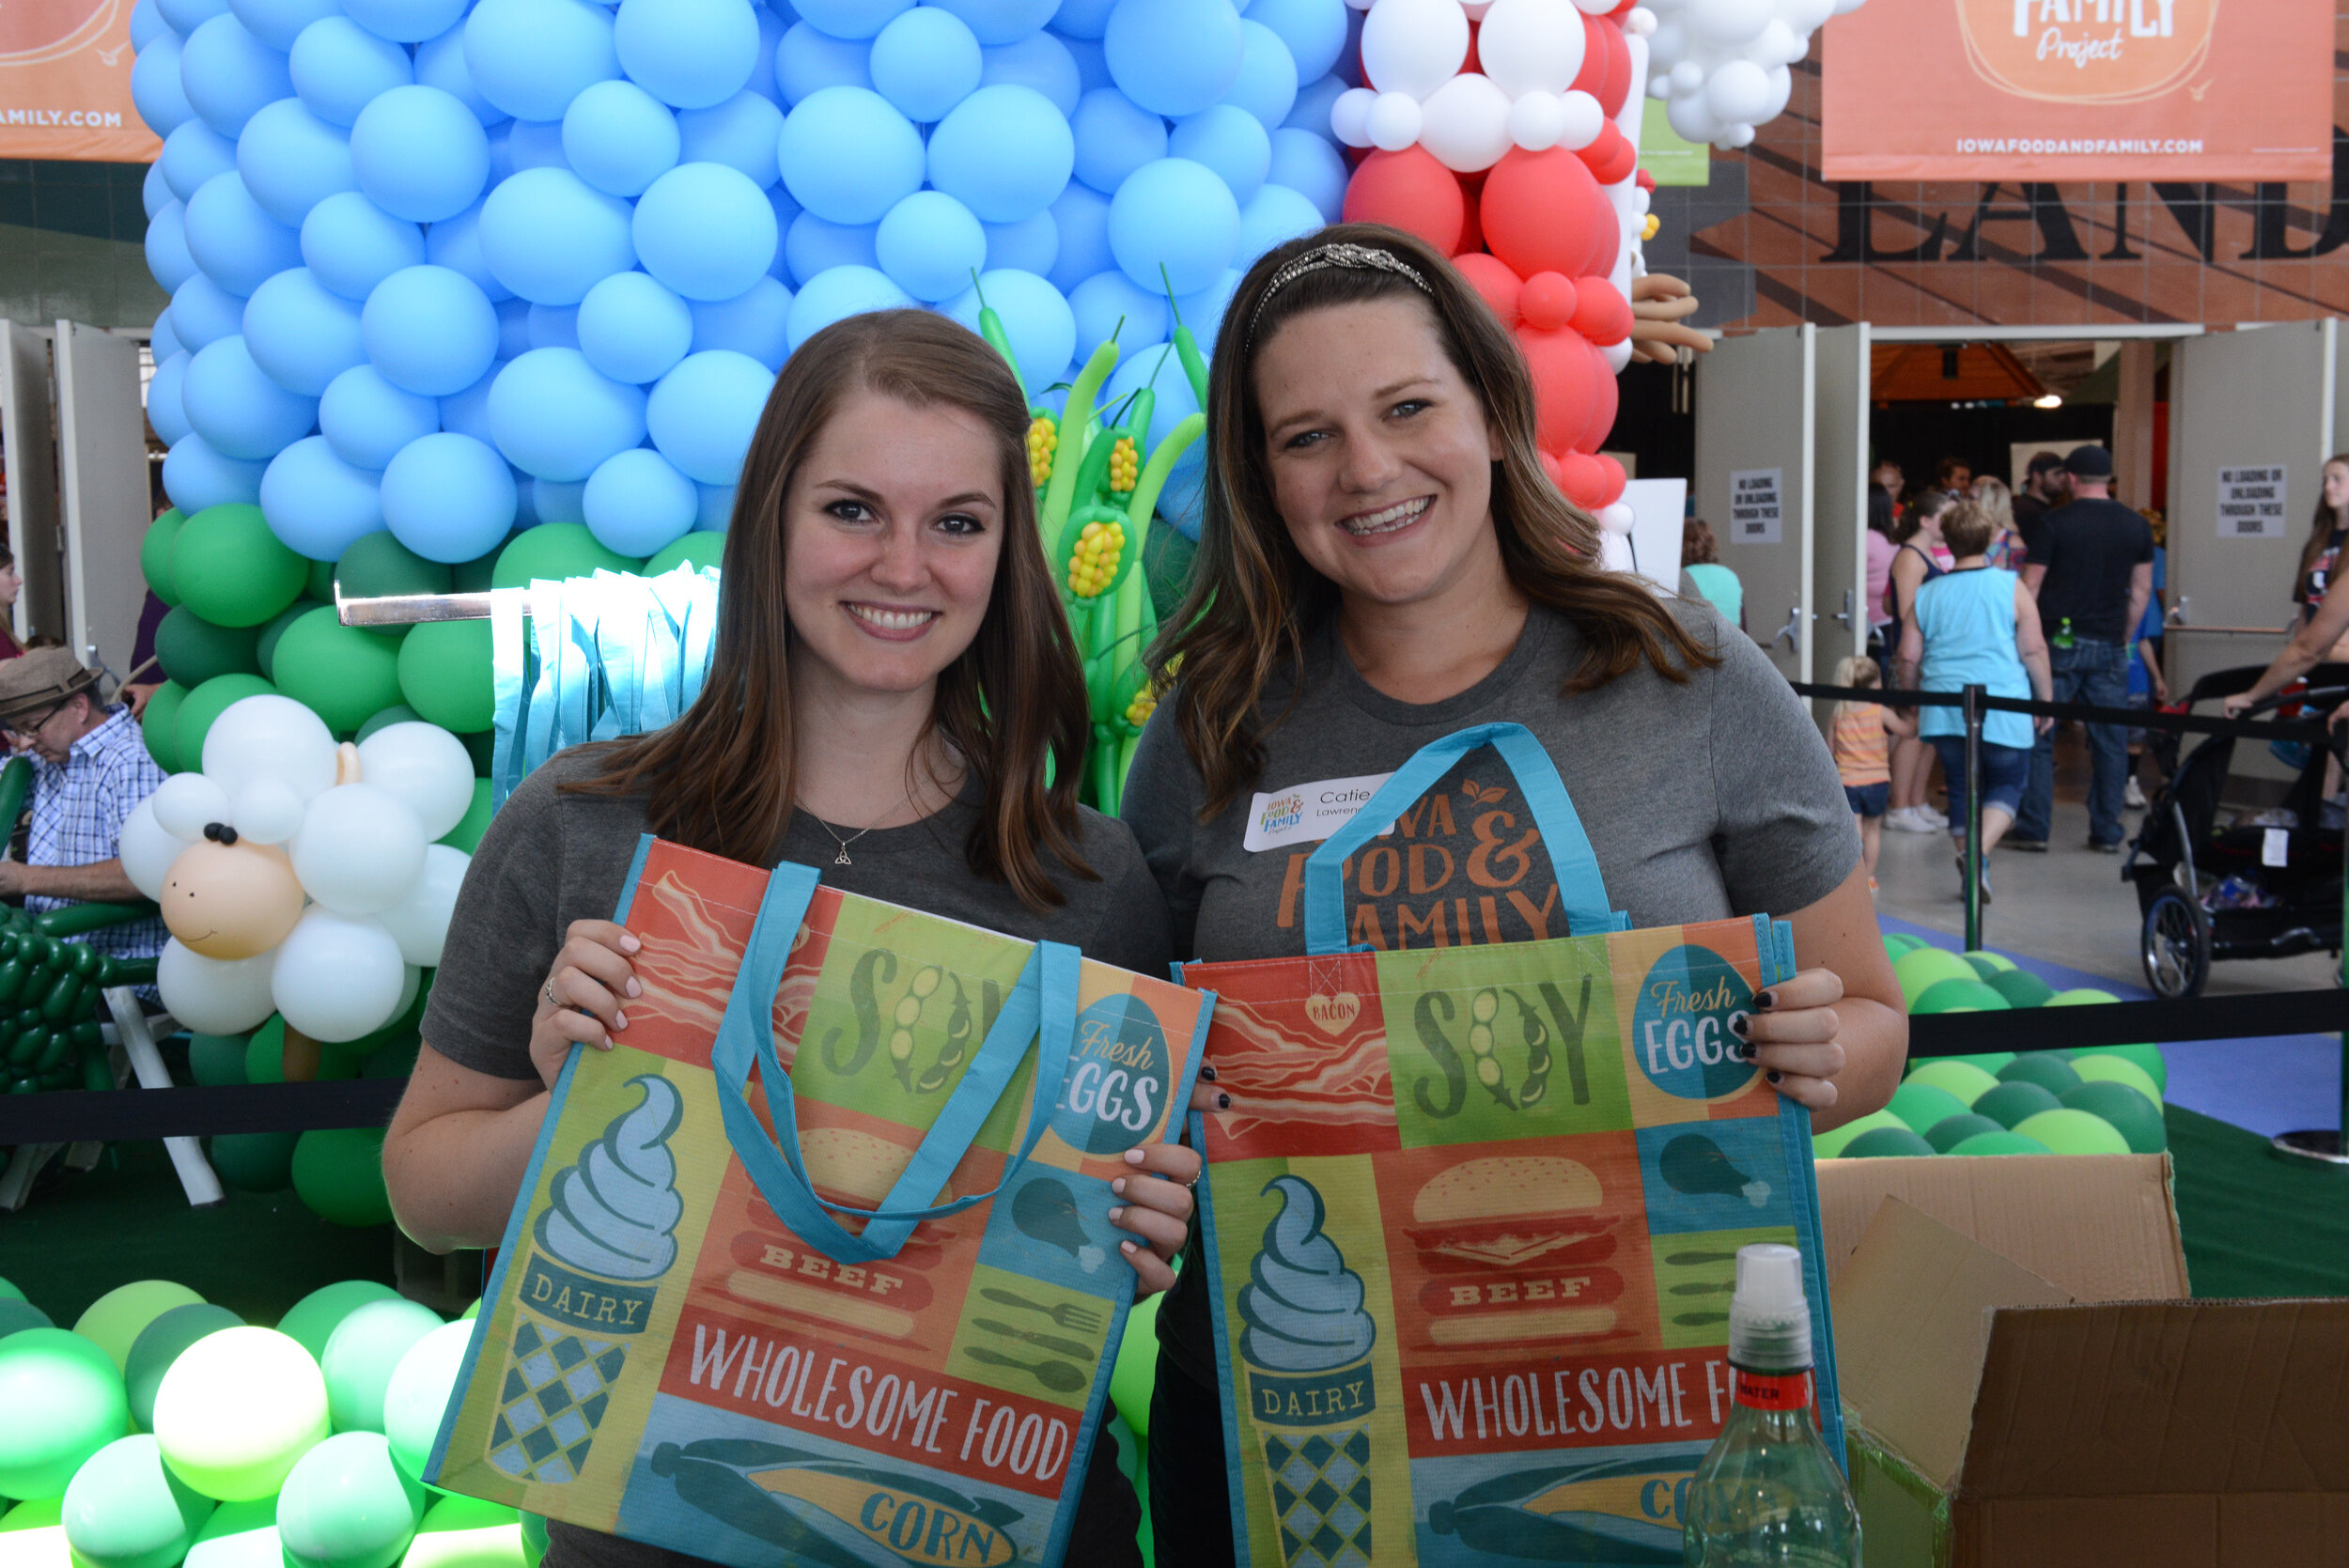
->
[1962,683,1983,952]
[2273,729,2349,1165]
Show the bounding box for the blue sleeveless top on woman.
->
[1912,567,2032,749]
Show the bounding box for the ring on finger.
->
[543,979,559,1008]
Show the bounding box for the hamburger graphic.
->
[1402,1157,1621,1349]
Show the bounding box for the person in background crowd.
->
[121,590,169,718]
[1865,489,1899,663]
[1884,488,1954,832]
[1900,501,2054,903]
[1935,456,1973,495]
[0,647,166,962]
[2013,444,2154,854]
[1829,655,1913,892]
[1873,458,1904,514]
[1970,474,2027,569]
[2012,449,2068,560]
[1681,516,1743,630]
[2292,456,2349,651]
[0,545,21,660]
[2125,511,2170,809]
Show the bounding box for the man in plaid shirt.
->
[0,648,166,962]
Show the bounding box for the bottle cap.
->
[1728,1242,1812,1371]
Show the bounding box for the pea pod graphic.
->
[914,974,972,1095]
[1467,987,1513,1109]
[1513,989,1551,1108]
[824,949,897,1075]
[889,966,943,1090]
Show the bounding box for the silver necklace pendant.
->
[833,846,852,865]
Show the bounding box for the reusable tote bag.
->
[1180,722,1843,1567]
[428,836,1212,1568]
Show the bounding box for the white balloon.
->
[396,963,421,1019]
[1705,57,1774,123]
[1647,73,1672,99]
[1623,6,1657,34]
[150,773,231,840]
[121,799,193,902]
[1344,0,1375,11]
[354,722,474,842]
[1646,15,1685,69]
[1720,121,1756,147]
[1507,90,1567,151]
[231,778,306,845]
[1603,337,1632,372]
[1783,0,1837,28]
[1669,59,1703,95]
[271,908,406,1043]
[1330,85,1377,147]
[1751,18,1800,63]
[1571,0,1617,11]
[1598,502,1637,534]
[1687,0,1772,46]
[377,844,469,968]
[1420,72,1512,172]
[1359,0,1468,101]
[201,695,338,803]
[1758,62,1793,120]
[158,940,278,1034]
[1666,87,1719,144]
[290,784,427,915]
[1364,90,1423,151]
[1477,0,1587,98]
[1558,88,1607,149]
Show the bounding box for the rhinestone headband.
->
[1246,242,1434,348]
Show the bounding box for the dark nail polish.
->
[1754,990,1777,1011]
[1767,1070,1783,1084]
[1734,1040,1757,1062]
[1217,1092,1231,1110]
[1730,1015,1750,1039]
[1201,1063,1218,1081]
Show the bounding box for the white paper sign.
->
[1729,467,1783,546]
[2217,465,2288,538]
[2263,827,2289,868]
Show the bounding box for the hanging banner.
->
[0,0,157,162]
[1820,0,2332,182]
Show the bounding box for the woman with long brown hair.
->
[384,310,1197,1567]
[1119,225,1906,1562]
[2294,455,2349,632]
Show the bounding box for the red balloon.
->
[1570,16,1607,96]
[1537,448,1567,489]
[1575,357,1620,454]
[1344,147,1466,256]
[1553,449,1609,508]
[1569,275,1630,344]
[1596,20,1632,117]
[1519,272,1578,332]
[1455,182,1485,256]
[1580,123,1637,185]
[1453,251,1522,326]
[1516,325,1601,456]
[1481,147,1617,280]
[1594,452,1626,507]
[1463,19,1481,74]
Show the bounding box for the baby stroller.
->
[2127,663,2349,998]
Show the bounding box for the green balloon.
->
[1923,1111,2004,1153]
[1995,1053,2082,1096]
[2060,1081,2167,1154]
[459,1302,478,1323]
[396,621,494,736]
[0,1327,131,1499]
[125,1305,244,1432]
[1841,1126,1937,1158]
[337,535,453,601]
[208,1132,299,1194]
[439,782,492,853]
[491,523,636,590]
[2014,1108,2132,1157]
[272,611,404,735]
[1972,1080,2063,1129]
[155,608,263,689]
[1961,950,2015,977]
[0,1298,55,1340]
[1984,969,2056,1009]
[382,1321,476,1484]
[73,1281,207,1374]
[2071,1042,2167,1094]
[1812,1109,1906,1158]
[459,729,492,779]
[188,1033,249,1087]
[1901,1060,2000,1105]
[1911,977,2010,1015]
[60,1434,214,1568]
[1952,1130,2052,1156]
[183,1498,279,1568]
[151,1327,329,1501]
[1886,1080,1969,1135]
[1880,933,1922,958]
[257,599,325,684]
[0,1498,67,1568]
[276,1283,401,1365]
[1892,947,1978,1006]
[356,706,425,742]
[2046,987,2120,1007]
[404,1494,523,1568]
[322,1301,443,1436]
[172,505,306,629]
[1939,1052,2015,1074]
[276,1433,425,1568]
[518,1512,545,1568]
[0,1277,24,1301]
[451,547,502,595]
[141,683,188,773]
[143,512,187,607]
[292,1128,394,1229]
[644,532,723,575]
[2070,1053,2164,1107]
[176,675,278,774]
[243,1017,288,1085]
[359,1035,420,1079]
[309,556,339,604]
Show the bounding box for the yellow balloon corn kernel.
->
[1066,518,1126,598]
[1026,414,1058,486]
[1108,436,1139,493]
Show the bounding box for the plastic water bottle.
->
[1681,1243,1861,1567]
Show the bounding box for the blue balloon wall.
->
[141,0,1347,555]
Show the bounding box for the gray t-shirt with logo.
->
[1119,597,1859,1381]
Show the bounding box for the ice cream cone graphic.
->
[489,1075,685,1487]
[1238,1175,1377,1568]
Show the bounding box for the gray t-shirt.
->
[421,746,1170,1568]
[1120,597,1859,1382]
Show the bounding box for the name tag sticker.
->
[1243,772,1397,853]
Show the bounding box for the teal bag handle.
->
[710,861,1081,1265]
[1303,722,1627,955]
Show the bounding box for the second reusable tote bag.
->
[1179,722,1843,1567]
[428,838,1212,1568]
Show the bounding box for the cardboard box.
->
[1816,1155,2349,1567]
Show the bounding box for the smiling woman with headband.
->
[1119,225,1906,1563]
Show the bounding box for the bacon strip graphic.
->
[1201,996,1395,1143]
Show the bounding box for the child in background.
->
[1831,656,1915,890]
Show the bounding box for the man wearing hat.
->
[0,648,166,963]
[2012,449,2069,562]
[2015,444,2155,853]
